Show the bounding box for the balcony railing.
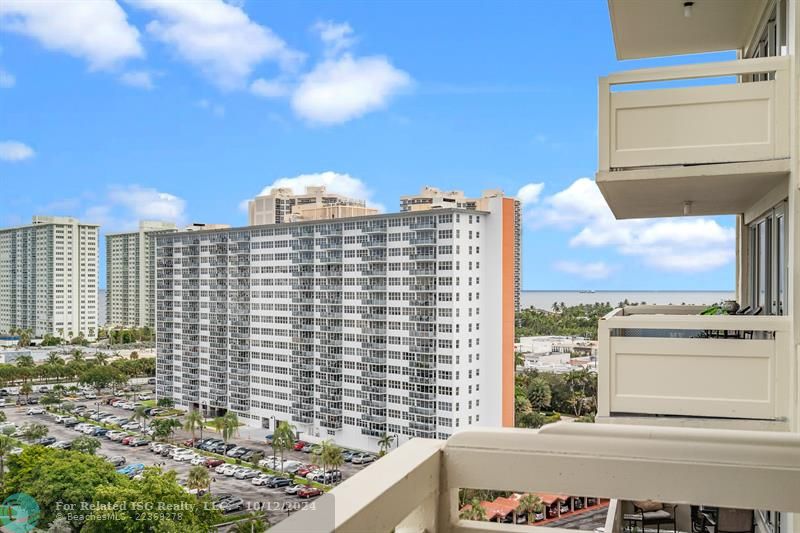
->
[598,306,792,424]
[272,423,800,533]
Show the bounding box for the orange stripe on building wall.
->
[501,198,515,427]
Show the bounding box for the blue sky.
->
[0,1,736,290]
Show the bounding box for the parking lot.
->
[3,398,371,527]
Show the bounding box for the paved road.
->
[3,405,333,526]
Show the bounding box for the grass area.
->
[139,400,156,408]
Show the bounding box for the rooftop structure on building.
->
[247,185,378,226]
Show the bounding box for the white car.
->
[215,464,228,474]
[74,423,89,432]
[83,392,97,400]
[173,451,196,462]
[26,407,45,415]
[190,455,206,466]
[221,464,238,476]
[252,474,272,486]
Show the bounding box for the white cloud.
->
[527,177,736,273]
[244,171,384,212]
[0,0,143,70]
[84,185,188,232]
[554,261,615,280]
[292,54,411,125]
[516,183,544,206]
[196,99,225,117]
[313,20,356,57]
[119,70,154,89]
[0,67,15,88]
[131,0,304,90]
[250,77,289,98]
[0,140,34,161]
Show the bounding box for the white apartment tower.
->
[106,221,178,328]
[247,186,378,225]
[0,216,99,339]
[156,192,520,451]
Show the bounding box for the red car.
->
[293,441,307,451]
[297,487,322,499]
[121,435,135,445]
[204,458,224,469]
[182,438,199,447]
[296,465,318,477]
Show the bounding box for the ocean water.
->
[521,290,735,310]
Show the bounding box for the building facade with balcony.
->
[106,221,178,328]
[0,216,99,339]
[155,194,520,451]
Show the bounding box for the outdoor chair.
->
[624,501,677,533]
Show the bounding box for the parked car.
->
[107,456,126,467]
[233,468,258,480]
[26,407,45,415]
[351,453,376,465]
[284,484,303,495]
[342,450,355,462]
[190,455,207,466]
[268,477,292,488]
[204,458,224,469]
[293,440,308,451]
[240,450,256,462]
[35,437,56,446]
[49,441,72,450]
[296,465,318,477]
[216,497,244,513]
[226,446,248,458]
[130,438,149,447]
[313,470,342,484]
[297,487,322,499]
[251,474,274,486]
[300,444,313,453]
[220,464,238,476]
[121,436,135,446]
[63,418,78,427]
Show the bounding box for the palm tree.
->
[272,421,295,473]
[323,442,344,483]
[187,465,211,497]
[517,494,543,524]
[212,417,229,443]
[15,355,34,368]
[312,440,329,476]
[46,352,65,366]
[0,435,14,486]
[133,405,150,433]
[94,352,109,366]
[70,349,85,364]
[19,383,32,403]
[222,411,239,442]
[377,433,395,456]
[183,409,204,443]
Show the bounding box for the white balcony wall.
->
[272,424,800,533]
[598,307,792,422]
[599,56,790,170]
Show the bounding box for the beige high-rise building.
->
[247,186,377,225]
[106,221,178,328]
[0,216,99,339]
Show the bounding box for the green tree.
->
[323,442,343,482]
[157,397,175,409]
[232,513,269,533]
[15,354,34,368]
[459,499,487,521]
[151,418,181,442]
[377,433,395,456]
[0,411,7,424]
[187,465,211,496]
[72,435,102,455]
[23,422,48,442]
[85,468,221,532]
[0,434,15,486]
[5,446,119,528]
[517,493,543,524]
[134,405,150,433]
[214,411,239,443]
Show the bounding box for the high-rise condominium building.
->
[0,216,99,339]
[247,186,378,225]
[156,191,520,451]
[106,221,178,328]
[107,222,231,328]
[400,186,482,212]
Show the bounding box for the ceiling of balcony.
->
[608,0,769,59]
